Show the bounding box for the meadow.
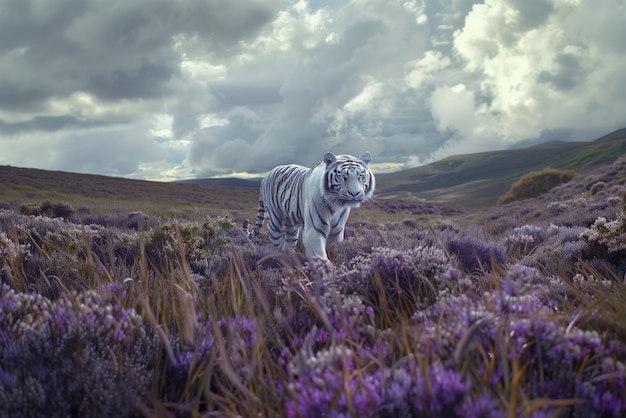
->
[2,158,626,417]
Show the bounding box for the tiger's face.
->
[323,152,375,208]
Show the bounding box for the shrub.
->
[18,201,75,219]
[341,246,460,316]
[580,216,626,271]
[0,284,156,417]
[498,168,578,205]
[39,200,54,215]
[50,202,75,219]
[446,238,505,273]
[127,211,151,230]
[19,204,41,216]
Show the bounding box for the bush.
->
[19,204,41,216]
[446,238,505,273]
[498,168,578,205]
[50,202,75,219]
[18,201,75,219]
[40,200,54,215]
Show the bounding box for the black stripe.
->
[308,208,328,236]
[313,202,329,227]
[285,229,299,237]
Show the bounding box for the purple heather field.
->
[2,158,626,417]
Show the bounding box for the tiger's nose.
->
[349,191,359,197]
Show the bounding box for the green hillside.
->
[375,128,626,208]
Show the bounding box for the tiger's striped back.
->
[250,164,309,250]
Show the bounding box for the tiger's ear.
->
[323,152,337,165]
[359,152,372,165]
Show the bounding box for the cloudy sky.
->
[1,0,625,180]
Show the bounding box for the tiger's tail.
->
[245,194,266,238]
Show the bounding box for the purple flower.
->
[461,394,504,418]
[218,316,258,350]
[409,363,469,417]
[447,238,505,273]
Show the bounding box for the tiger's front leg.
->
[327,208,349,244]
[327,230,344,243]
[302,226,329,259]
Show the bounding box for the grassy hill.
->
[374,128,626,208]
[0,164,465,223]
[0,165,260,219]
[1,128,625,214]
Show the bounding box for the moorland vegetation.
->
[497,168,579,205]
[1,158,626,417]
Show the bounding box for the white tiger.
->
[247,152,374,259]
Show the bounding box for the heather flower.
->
[0,231,29,260]
[432,218,461,232]
[514,224,544,239]
[378,355,479,417]
[497,264,543,297]
[0,283,155,417]
[286,344,382,418]
[509,233,535,245]
[561,239,587,262]
[279,261,377,346]
[546,223,560,235]
[341,246,454,312]
[461,394,504,418]
[217,315,258,350]
[446,238,505,273]
[607,196,621,206]
[378,366,413,417]
[409,362,470,417]
[506,225,544,257]
[581,215,626,254]
[159,321,216,405]
[590,181,607,195]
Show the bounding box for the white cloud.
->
[242,0,333,54]
[405,50,451,90]
[150,114,174,138]
[324,77,392,140]
[430,84,477,137]
[1,0,625,181]
[370,161,405,173]
[402,0,428,25]
[450,0,626,145]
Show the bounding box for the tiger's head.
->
[322,152,375,208]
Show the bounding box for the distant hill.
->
[0,165,261,211]
[176,177,260,188]
[2,128,625,212]
[374,128,626,208]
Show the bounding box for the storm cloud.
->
[1,0,624,180]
